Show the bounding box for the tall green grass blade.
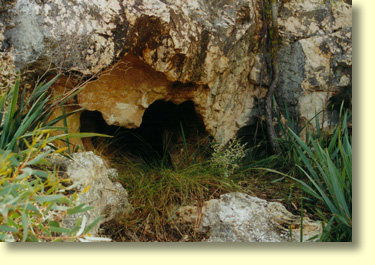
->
[309,136,325,162]
[256,167,322,199]
[59,84,86,106]
[35,132,112,144]
[327,125,339,154]
[319,217,334,242]
[28,74,60,103]
[47,108,84,126]
[8,77,20,125]
[293,143,322,186]
[62,104,71,154]
[180,122,189,165]
[0,89,8,123]
[288,128,315,159]
[8,106,45,151]
[295,165,337,213]
[300,194,303,242]
[19,85,26,116]
[326,157,351,223]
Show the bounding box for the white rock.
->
[49,152,131,236]
[177,193,322,242]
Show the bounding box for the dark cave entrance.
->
[80,100,209,166]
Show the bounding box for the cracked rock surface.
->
[177,192,322,242]
[48,151,131,236]
[1,0,351,143]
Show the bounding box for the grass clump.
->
[99,119,294,242]
[103,144,243,242]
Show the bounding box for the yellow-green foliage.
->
[0,75,109,242]
[0,130,110,242]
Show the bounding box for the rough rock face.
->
[77,54,209,129]
[0,0,352,143]
[277,0,352,129]
[176,193,322,242]
[48,151,131,236]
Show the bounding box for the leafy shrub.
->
[0,131,109,242]
[0,75,109,242]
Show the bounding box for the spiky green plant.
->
[1,74,71,152]
[262,104,352,242]
[287,110,352,241]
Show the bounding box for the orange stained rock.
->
[77,54,173,128]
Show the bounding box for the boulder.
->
[48,151,131,236]
[176,192,322,242]
[0,0,352,143]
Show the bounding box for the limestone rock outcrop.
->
[0,0,352,143]
[277,0,352,129]
[176,192,322,242]
[47,151,131,236]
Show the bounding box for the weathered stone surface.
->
[277,0,352,129]
[1,0,352,143]
[48,151,131,236]
[77,54,209,131]
[278,0,351,44]
[176,192,322,242]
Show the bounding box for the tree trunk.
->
[265,0,281,154]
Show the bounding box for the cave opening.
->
[80,100,209,166]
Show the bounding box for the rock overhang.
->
[1,0,352,145]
